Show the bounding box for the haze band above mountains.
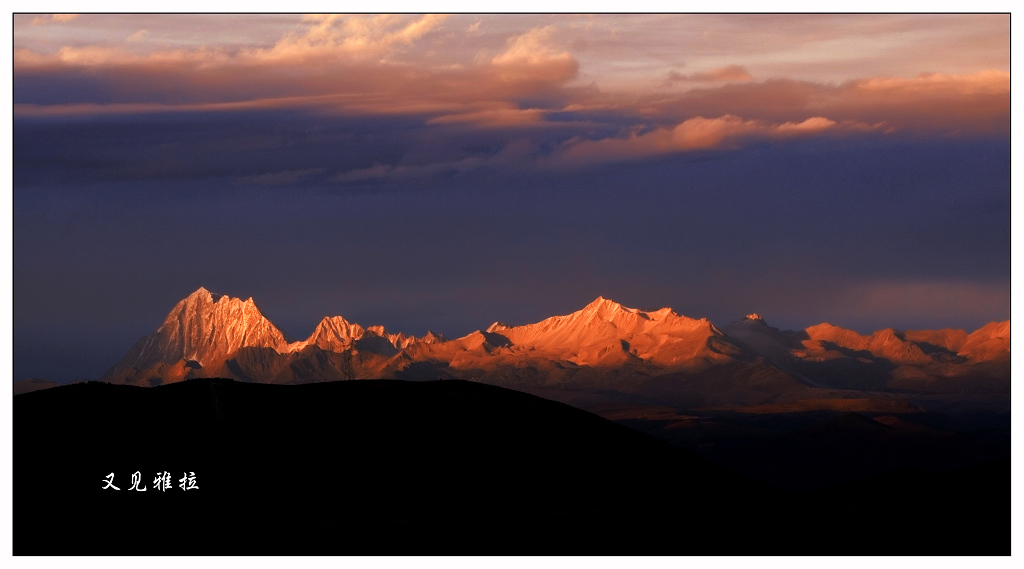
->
[98,287,1009,407]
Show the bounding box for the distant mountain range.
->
[80,287,1008,407]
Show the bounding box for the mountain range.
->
[96,287,1009,408]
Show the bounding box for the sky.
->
[11,13,1011,382]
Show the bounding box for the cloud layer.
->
[15,14,1008,144]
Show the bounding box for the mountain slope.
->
[105,287,290,382]
[957,320,1010,361]
[485,296,745,369]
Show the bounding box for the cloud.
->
[16,14,449,68]
[252,14,449,63]
[12,96,337,117]
[556,114,852,165]
[774,116,837,133]
[666,64,752,84]
[332,157,489,183]
[333,138,535,183]
[15,44,231,67]
[650,70,1008,135]
[854,70,1009,96]
[425,104,545,127]
[669,115,764,149]
[31,14,78,26]
[126,30,149,43]
[12,15,1006,143]
[332,163,395,183]
[239,168,324,186]
[13,16,581,118]
[490,26,579,83]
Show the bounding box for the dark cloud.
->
[13,111,417,186]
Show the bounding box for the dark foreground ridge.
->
[15,378,1008,555]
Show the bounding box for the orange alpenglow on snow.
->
[101,288,1009,408]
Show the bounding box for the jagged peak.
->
[108,286,291,376]
[180,287,238,307]
[184,286,214,303]
[584,296,636,313]
[648,307,677,319]
[421,330,449,343]
[487,321,511,333]
[584,296,611,309]
[578,297,651,323]
[745,313,764,322]
[318,314,353,326]
[571,297,704,326]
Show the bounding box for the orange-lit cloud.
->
[831,70,1010,133]
[14,44,231,67]
[15,14,449,68]
[555,114,859,166]
[854,69,1008,96]
[12,15,1008,155]
[643,69,1008,135]
[13,15,582,122]
[774,116,837,133]
[425,104,545,127]
[490,25,579,84]
[250,14,449,64]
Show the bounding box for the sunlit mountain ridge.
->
[85,288,1008,406]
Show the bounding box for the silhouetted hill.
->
[14,379,1008,554]
[12,377,60,395]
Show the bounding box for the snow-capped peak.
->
[487,321,512,333]
[105,288,290,377]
